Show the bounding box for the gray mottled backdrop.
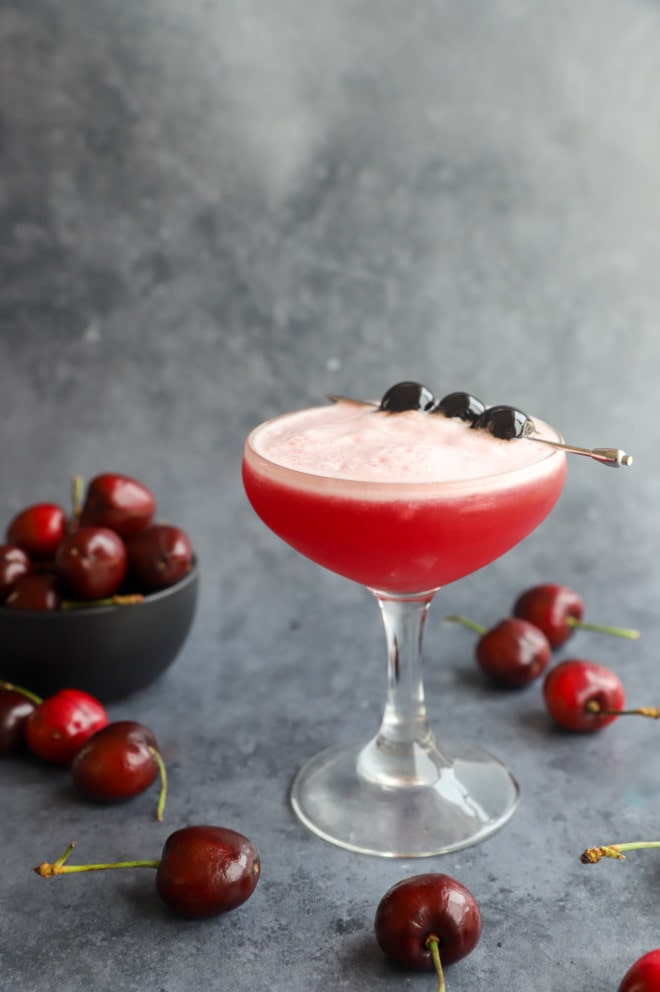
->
[2,2,659,990]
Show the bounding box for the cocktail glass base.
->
[290,735,520,857]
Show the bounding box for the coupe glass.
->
[242,405,567,857]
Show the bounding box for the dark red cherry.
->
[0,544,32,602]
[0,689,37,755]
[513,583,583,647]
[471,405,533,440]
[513,583,639,648]
[434,392,486,423]
[72,721,166,818]
[35,825,261,920]
[476,618,550,687]
[446,614,551,688]
[24,687,109,764]
[79,473,156,537]
[125,524,193,591]
[55,526,127,600]
[379,381,436,413]
[6,503,68,561]
[542,659,625,732]
[155,826,260,918]
[375,873,481,987]
[618,949,660,992]
[4,571,61,610]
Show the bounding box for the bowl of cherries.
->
[0,473,198,701]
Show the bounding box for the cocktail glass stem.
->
[290,588,520,857]
[357,591,442,787]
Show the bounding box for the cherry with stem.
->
[374,873,481,992]
[71,720,168,821]
[445,613,551,687]
[513,583,639,649]
[542,659,659,733]
[0,680,108,764]
[35,825,261,918]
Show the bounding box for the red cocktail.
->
[243,391,567,856]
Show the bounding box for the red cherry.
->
[542,659,626,732]
[446,614,550,688]
[0,689,37,755]
[0,544,32,602]
[79,473,156,537]
[55,526,127,600]
[125,524,193,591]
[476,619,550,687]
[618,950,660,992]
[375,873,481,987]
[6,503,68,561]
[513,583,639,648]
[155,826,260,918]
[4,571,61,610]
[35,825,261,919]
[72,721,167,820]
[24,688,109,764]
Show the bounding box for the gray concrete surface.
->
[1,2,660,989]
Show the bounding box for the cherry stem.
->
[149,746,168,821]
[444,614,487,636]
[71,475,84,522]
[0,680,43,706]
[425,936,446,992]
[566,616,639,640]
[34,840,160,877]
[60,594,145,610]
[580,840,660,864]
[586,701,660,719]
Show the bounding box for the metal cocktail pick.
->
[527,438,632,468]
[326,394,633,469]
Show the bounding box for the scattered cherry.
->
[55,526,127,601]
[125,524,193,591]
[433,392,486,423]
[1,684,111,764]
[617,950,660,992]
[79,473,156,537]
[71,720,167,820]
[471,404,533,440]
[4,571,61,610]
[445,614,551,688]
[6,502,68,561]
[379,381,436,412]
[0,688,37,755]
[542,659,659,733]
[35,825,261,919]
[374,873,481,991]
[0,544,31,602]
[513,583,639,648]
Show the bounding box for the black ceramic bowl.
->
[0,563,198,702]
